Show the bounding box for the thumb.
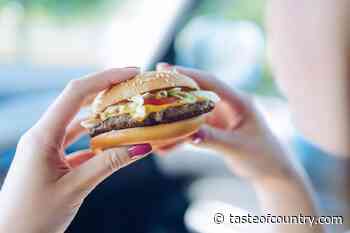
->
[61,144,152,198]
[190,125,244,155]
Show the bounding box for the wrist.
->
[0,201,66,233]
[226,139,304,185]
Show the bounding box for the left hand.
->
[155,64,301,183]
[0,68,153,233]
[155,65,326,233]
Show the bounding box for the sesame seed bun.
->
[92,70,199,114]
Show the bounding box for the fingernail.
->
[157,62,172,70]
[191,130,206,144]
[128,143,152,158]
[124,66,140,70]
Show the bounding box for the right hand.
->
[0,68,153,233]
[157,64,299,184]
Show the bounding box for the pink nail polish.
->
[124,66,140,69]
[158,62,172,69]
[191,130,206,144]
[128,144,152,158]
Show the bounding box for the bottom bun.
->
[91,115,205,152]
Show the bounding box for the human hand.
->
[156,63,299,184]
[156,65,327,233]
[0,68,153,233]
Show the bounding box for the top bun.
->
[92,70,199,114]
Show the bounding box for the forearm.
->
[221,135,325,232]
[253,172,325,233]
[248,140,325,233]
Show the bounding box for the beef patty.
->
[89,100,215,137]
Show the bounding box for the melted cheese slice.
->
[101,101,185,121]
[144,102,184,113]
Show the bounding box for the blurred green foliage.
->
[0,0,279,95]
[195,0,279,96]
[196,0,266,28]
[0,0,123,21]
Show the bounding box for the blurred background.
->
[0,0,339,232]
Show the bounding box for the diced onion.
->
[129,95,144,105]
[190,90,221,103]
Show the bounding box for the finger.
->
[155,142,182,156]
[158,143,179,151]
[60,144,152,197]
[81,92,99,107]
[175,66,245,112]
[66,150,95,168]
[190,125,243,154]
[156,63,245,117]
[156,62,172,71]
[63,118,88,148]
[36,67,140,143]
[206,101,239,129]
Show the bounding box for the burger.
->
[81,70,220,152]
